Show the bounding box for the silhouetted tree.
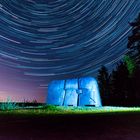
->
[110,62,130,106]
[127,13,140,65]
[126,13,140,105]
[97,66,110,105]
[97,13,140,106]
[133,66,140,100]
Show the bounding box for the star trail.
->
[0,0,140,102]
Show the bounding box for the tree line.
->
[97,13,140,106]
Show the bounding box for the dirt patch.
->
[0,113,140,140]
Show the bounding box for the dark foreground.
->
[0,113,140,140]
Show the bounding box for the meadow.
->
[0,103,140,139]
[1,103,140,116]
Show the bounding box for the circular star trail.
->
[0,0,140,92]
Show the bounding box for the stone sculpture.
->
[47,77,102,107]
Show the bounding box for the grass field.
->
[0,105,140,139]
[1,105,140,116]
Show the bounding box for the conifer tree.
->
[97,66,110,104]
[110,62,129,105]
[127,13,140,65]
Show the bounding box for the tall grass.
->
[0,97,18,110]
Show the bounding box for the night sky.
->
[0,0,140,102]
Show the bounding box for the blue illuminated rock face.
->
[47,77,102,107]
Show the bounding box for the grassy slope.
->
[1,106,140,116]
